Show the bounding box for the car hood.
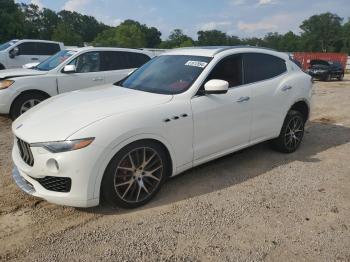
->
[0,68,47,79]
[13,85,173,143]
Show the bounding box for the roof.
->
[17,39,64,44]
[66,46,153,56]
[162,46,280,57]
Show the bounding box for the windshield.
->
[0,40,18,51]
[310,60,330,67]
[36,50,77,71]
[119,55,212,94]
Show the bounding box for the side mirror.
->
[203,79,229,94]
[9,47,19,59]
[63,64,76,73]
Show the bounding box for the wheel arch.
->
[10,89,51,116]
[289,99,310,122]
[93,134,177,201]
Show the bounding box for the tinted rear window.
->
[101,51,150,71]
[243,53,287,84]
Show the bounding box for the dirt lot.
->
[0,77,350,262]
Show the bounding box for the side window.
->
[36,43,60,55]
[69,52,101,73]
[205,55,243,88]
[243,53,287,84]
[17,42,37,55]
[128,53,151,68]
[101,51,124,71]
[101,51,151,71]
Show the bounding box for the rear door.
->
[57,51,106,93]
[35,42,61,62]
[243,52,289,142]
[101,51,151,84]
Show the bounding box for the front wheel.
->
[10,93,48,120]
[271,110,305,153]
[101,140,169,208]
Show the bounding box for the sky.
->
[16,0,350,39]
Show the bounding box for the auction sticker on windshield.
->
[185,61,208,68]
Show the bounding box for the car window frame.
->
[201,54,244,90]
[100,51,151,71]
[66,51,102,74]
[194,52,288,97]
[15,42,38,56]
[242,52,288,85]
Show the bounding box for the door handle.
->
[92,77,104,81]
[282,85,292,91]
[237,96,250,103]
[31,58,39,61]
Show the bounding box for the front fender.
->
[90,132,177,200]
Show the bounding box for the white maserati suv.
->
[12,46,312,208]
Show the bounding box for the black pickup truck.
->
[307,60,344,81]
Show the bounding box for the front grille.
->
[33,176,71,193]
[17,138,34,167]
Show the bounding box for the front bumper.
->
[0,88,15,114]
[12,138,102,208]
[307,71,328,80]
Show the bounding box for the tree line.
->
[1,0,350,53]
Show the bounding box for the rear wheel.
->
[101,140,169,208]
[10,92,49,120]
[324,74,331,81]
[271,110,305,153]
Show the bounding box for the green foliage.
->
[197,30,230,46]
[0,1,349,54]
[300,12,343,52]
[341,19,350,53]
[0,0,25,42]
[52,22,83,46]
[93,20,161,48]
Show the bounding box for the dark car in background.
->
[307,59,344,81]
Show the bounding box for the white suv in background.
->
[0,47,152,119]
[0,39,64,70]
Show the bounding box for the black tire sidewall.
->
[101,140,169,209]
[272,110,305,153]
[10,93,47,120]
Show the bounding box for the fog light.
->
[47,159,59,173]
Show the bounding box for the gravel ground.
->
[0,77,349,262]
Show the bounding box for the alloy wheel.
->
[114,147,163,203]
[284,116,304,151]
[19,99,41,114]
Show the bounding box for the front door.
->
[7,42,39,68]
[57,51,106,93]
[191,54,252,162]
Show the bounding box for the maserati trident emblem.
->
[16,124,23,130]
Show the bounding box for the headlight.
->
[0,80,14,90]
[31,138,94,153]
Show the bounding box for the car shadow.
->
[81,121,350,215]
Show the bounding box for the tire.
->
[10,92,48,120]
[101,140,169,208]
[0,64,5,70]
[271,110,305,153]
[337,74,344,81]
